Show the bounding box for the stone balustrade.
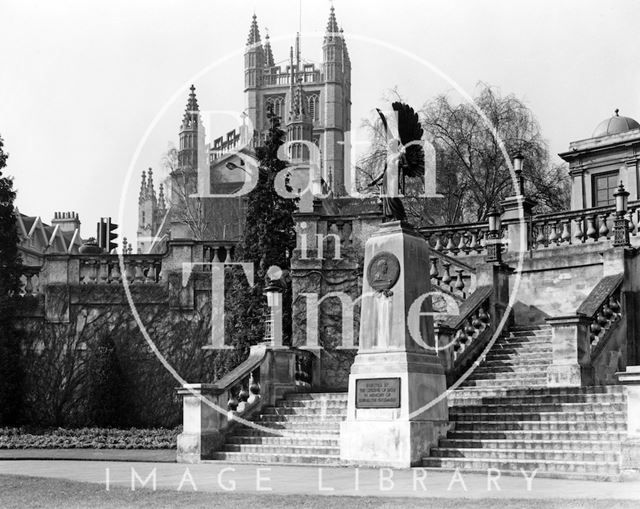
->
[429,251,475,299]
[79,255,162,284]
[19,267,42,297]
[203,243,237,265]
[421,222,490,256]
[177,343,300,463]
[435,285,493,382]
[575,273,624,356]
[519,201,640,251]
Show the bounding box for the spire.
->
[181,85,199,130]
[264,30,274,67]
[246,14,261,46]
[158,183,166,212]
[325,5,340,40]
[139,170,147,201]
[146,168,156,200]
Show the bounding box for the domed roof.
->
[592,109,640,138]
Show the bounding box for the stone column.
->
[340,221,449,468]
[616,366,640,475]
[546,315,593,387]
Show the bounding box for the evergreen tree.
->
[0,135,23,425]
[219,109,298,373]
[86,335,128,427]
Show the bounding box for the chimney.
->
[52,211,81,234]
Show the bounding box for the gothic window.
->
[307,94,319,121]
[265,96,285,120]
[592,171,619,207]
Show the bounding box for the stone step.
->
[508,325,552,331]
[462,378,547,388]
[452,402,626,414]
[490,342,553,352]
[447,429,626,441]
[481,359,552,368]
[484,352,553,361]
[422,457,619,480]
[440,438,621,452]
[258,413,344,423]
[227,435,339,447]
[495,332,552,345]
[472,365,550,375]
[284,392,348,401]
[453,420,626,432]
[261,406,347,416]
[250,420,343,430]
[275,400,349,409]
[429,447,619,463]
[209,452,340,465]
[222,444,340,455]
[451,385,626,399]
[448,392,626,406]
[235,427,341,437]
[450,411,625,422]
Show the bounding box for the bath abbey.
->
[10,6,640,481]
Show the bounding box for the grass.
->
[0,475,638,509]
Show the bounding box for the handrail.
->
[435,285,493,384]
[575,273,624,356]
[212,343,268,393]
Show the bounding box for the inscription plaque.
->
[355,377,401,408]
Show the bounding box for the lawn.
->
[0,475,638,509]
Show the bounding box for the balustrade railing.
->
[575,273,624,357]
[19,266,42,297]
[528,202,640,251]
[421,222,490,256]
[429,251,476,300]
[203,243,237,265]
[435,285,493,383]
[79,255,162,284]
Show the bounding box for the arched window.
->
[307,94,319,121]
[265,96,285,120]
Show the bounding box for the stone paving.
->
[1,460,639,499]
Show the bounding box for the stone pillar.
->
[340,221,448,468]
[546,315,593,387]
[500,195,536,253]
[616,366,640,474]
[176,384,225,463]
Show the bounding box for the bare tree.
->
[421,83,570,222]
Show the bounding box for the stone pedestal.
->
[617,366,640,474]
[500,195,536,253]
[340,221,449,468]
[546,315,593,387]
[176,384,225,463]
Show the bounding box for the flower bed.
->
[0,427,180,449]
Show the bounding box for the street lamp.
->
[486,206,503,263]
[263,280,284,348]
[513,153,524,195]
[613,182,630,247]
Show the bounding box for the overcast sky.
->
[1,0,639,243]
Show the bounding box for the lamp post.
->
[613,182,630,247]
[263,280,284,348]
[513,153,524,195]
[485,206,503,263]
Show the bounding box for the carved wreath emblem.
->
[366,251,401,295]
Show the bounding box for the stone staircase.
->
[209,324,627,479]
[423,324,628,479]
[210,392,347,465]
